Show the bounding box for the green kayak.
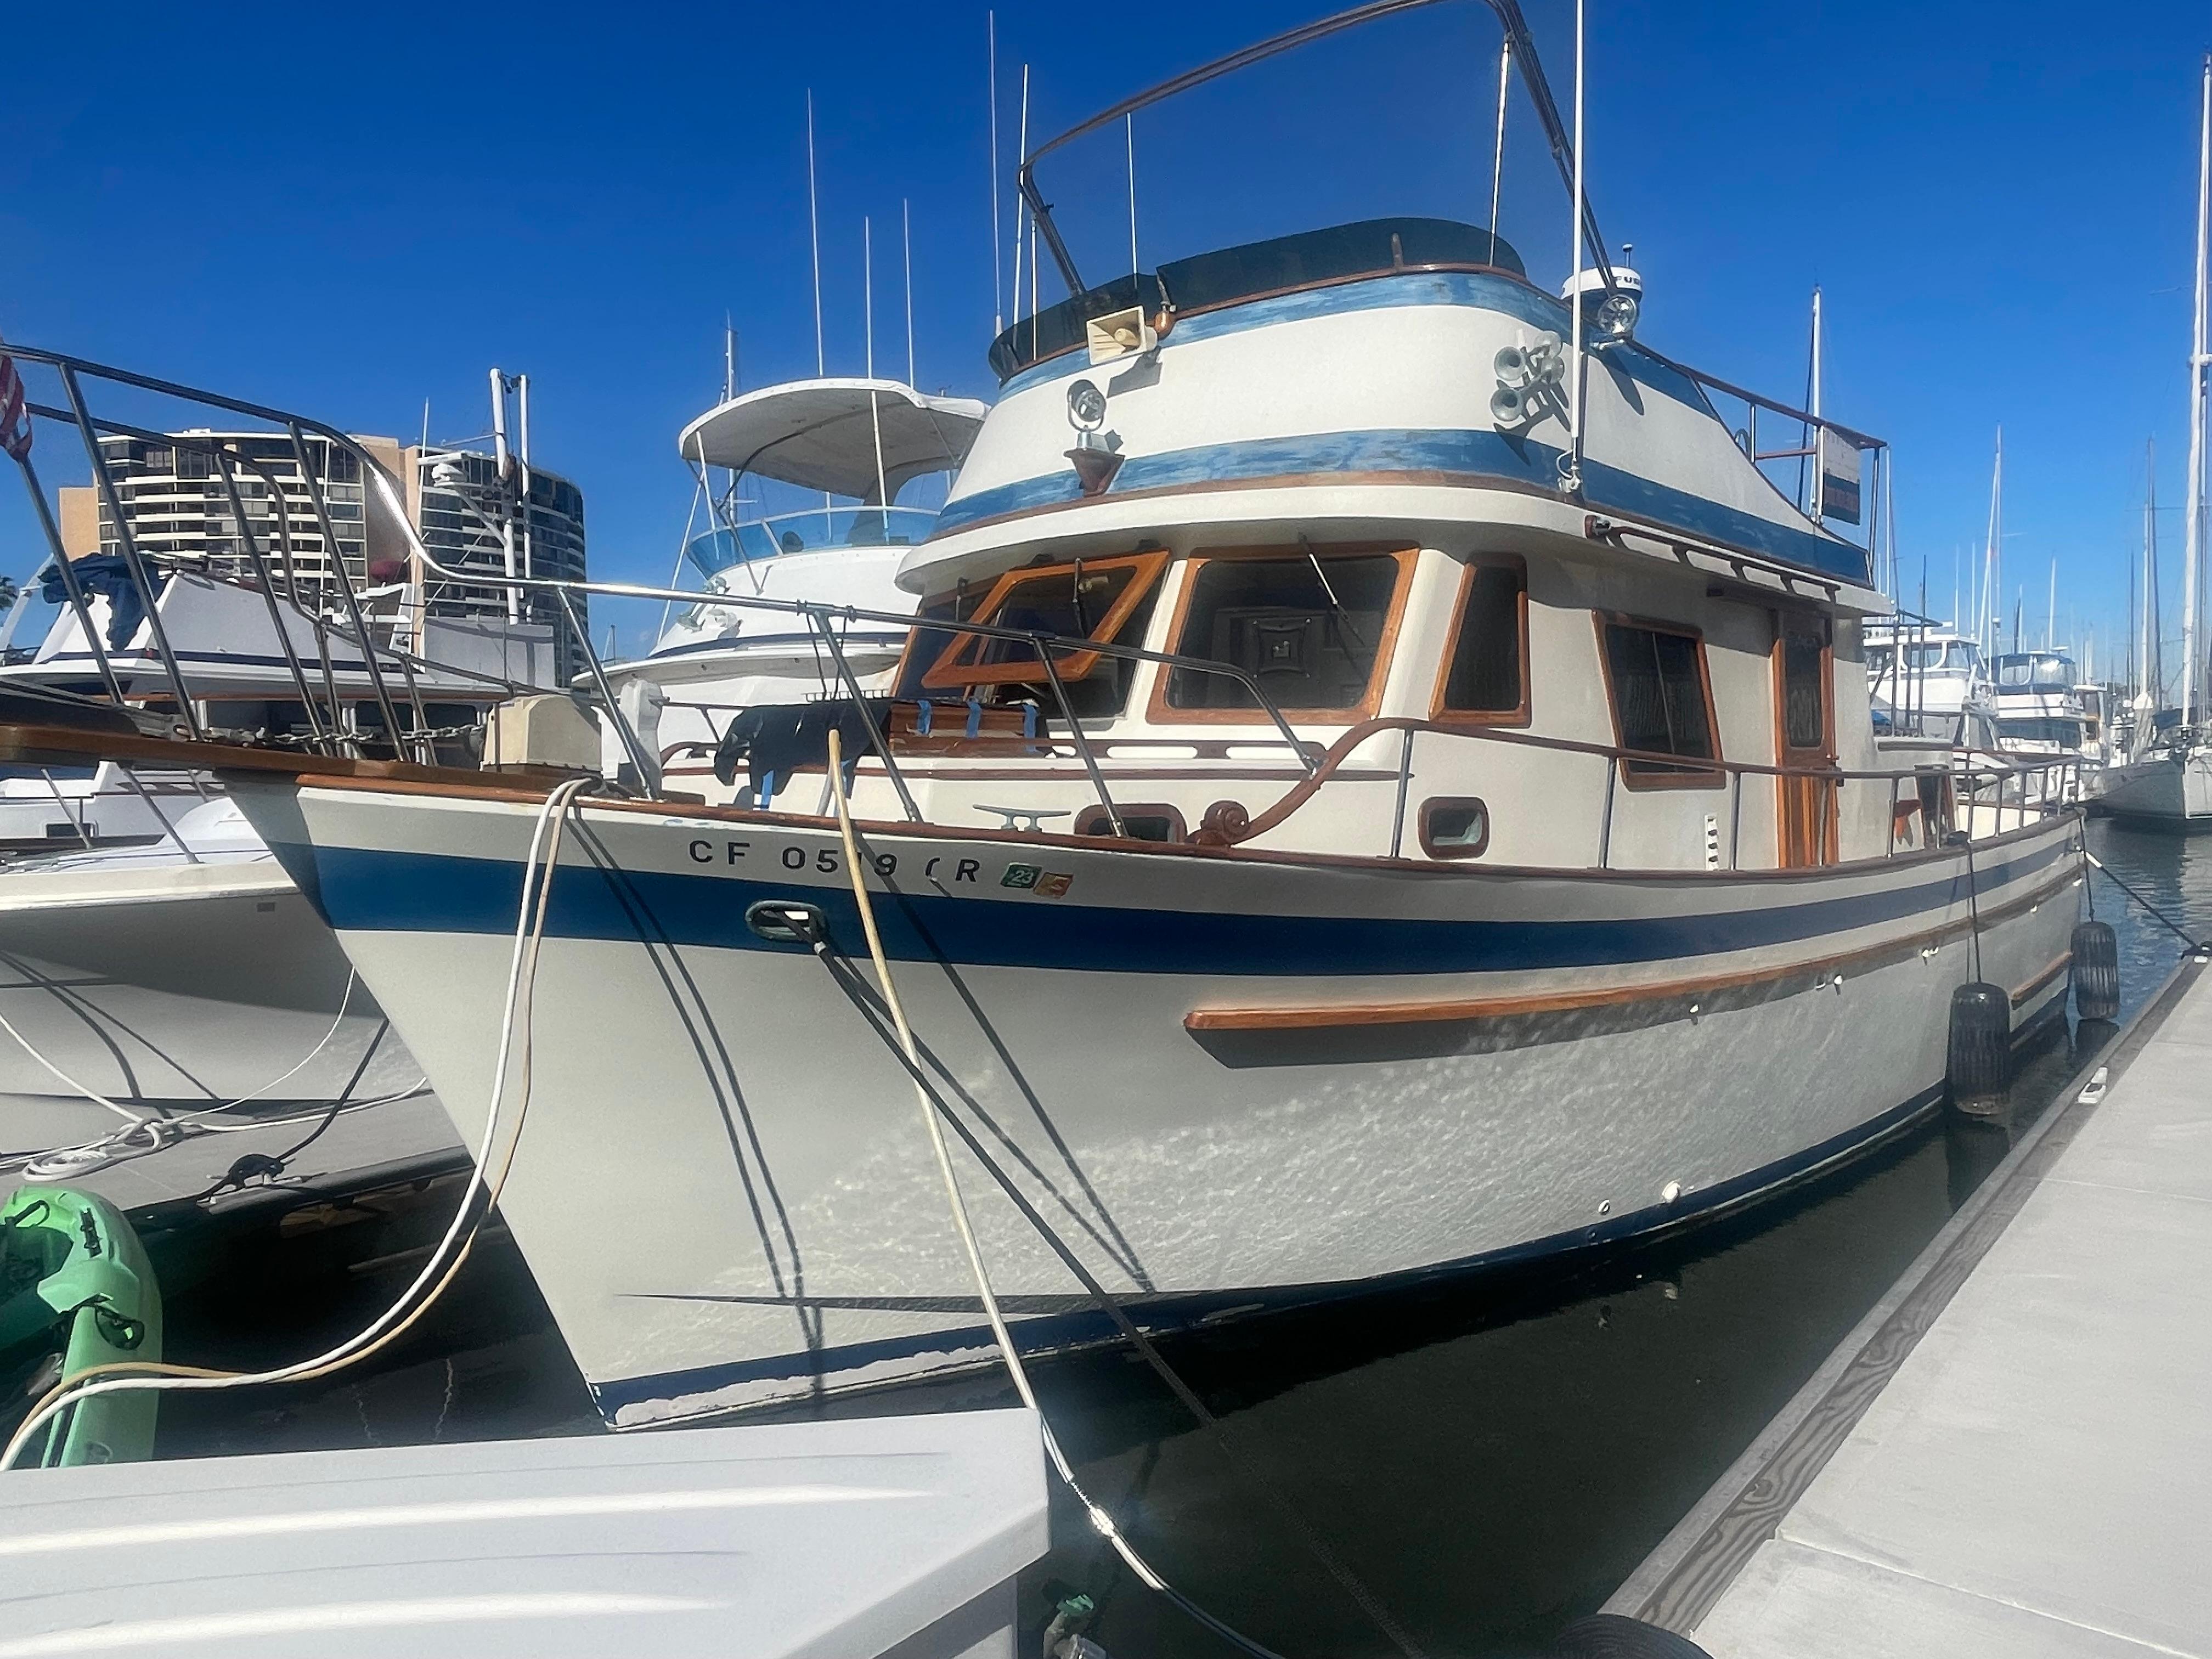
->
[0,1186,162,1466]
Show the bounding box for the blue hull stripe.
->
[996,270,1709,411]
[931,426,1872,588]
[273,835,2070,978]
[590,1075,1970,1417]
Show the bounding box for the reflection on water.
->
[144,816,2212,1658]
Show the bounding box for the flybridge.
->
[986,218,1525,383]
[966,0,1895,596]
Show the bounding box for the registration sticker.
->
[1001,864,1040,889]
[1037,872,1074,898]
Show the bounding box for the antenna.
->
[904,198,916,387]
[988,12,1003,337]
[1488,37,1510,240]
[1561,0,1586,494]
[419,398,430,450]
[864,217,890,515]
[1013,65,1031,325]
[1126,114,1138,276]
[724,314,736,401]
[1013,65,1030,331]
[807,89,825,377]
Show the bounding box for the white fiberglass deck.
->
[1691,969,2212,1657]
[0,1407,1047,1659]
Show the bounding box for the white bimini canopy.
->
[677,378,988,503]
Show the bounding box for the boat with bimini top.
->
[0,0,2091,1427]
[606,375,985,802]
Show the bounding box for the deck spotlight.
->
[1066,380,1108,432]
[1063,379,1124,495]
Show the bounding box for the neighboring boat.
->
[2103,56,2212,828]
[0,369,557,1163]
[609,377,986,802]
[1864,618,1991,741]
[1987,648,2101,799]
[0,792,426,1159]
[19,5,2086,1426]
[0,549,555,852]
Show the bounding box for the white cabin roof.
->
[678,379,988,503]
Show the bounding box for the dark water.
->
[140,817,2212,1658]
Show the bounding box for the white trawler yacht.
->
[607,377,985,801]
[1986,647,2106,795]
[13,3,2088,1423]
[1863,619,1991,742]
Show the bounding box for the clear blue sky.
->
[4,0,2208,670]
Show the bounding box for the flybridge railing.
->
[1657,353,1891,571]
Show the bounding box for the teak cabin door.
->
[1775,614,1837,868]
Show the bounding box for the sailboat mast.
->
[2184,55,2209,725]
[1982,430,2003,657]
[2149,438,2164,714]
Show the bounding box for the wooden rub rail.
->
[1185,875,2079,1033]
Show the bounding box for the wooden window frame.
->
[1417,796,1492,860]
[918,550,1169,692]
[1428,554,1531,726]
[1146,543,1419,727]
[1771,609,1837,764]
[1591,611,1726,792]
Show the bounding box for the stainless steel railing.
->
[0,344,2073,869]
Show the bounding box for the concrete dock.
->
[1609,956,2212,1656]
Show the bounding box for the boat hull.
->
[233,780,2083,1425]
[2094,753,2212,827]
[0,853,422,1152]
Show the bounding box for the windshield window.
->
[1162,549,1409,716]
[918,551,1167,716]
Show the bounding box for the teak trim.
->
[1184,868,2078,1032]
[1145,543,1418,728]
[1591,610,1726,792]
[918,549,1167,691]
[2009,949,2073,1009]
[1428,554,1531,727]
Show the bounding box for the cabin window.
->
[1160,548,1410,716]
[1598,617,1722,785]
[1780,625,1827,752]
[896,587,987,699]
[918,551,1166,718]
[1432,558,1528,723]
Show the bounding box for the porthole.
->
[1418,797,1491,859]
